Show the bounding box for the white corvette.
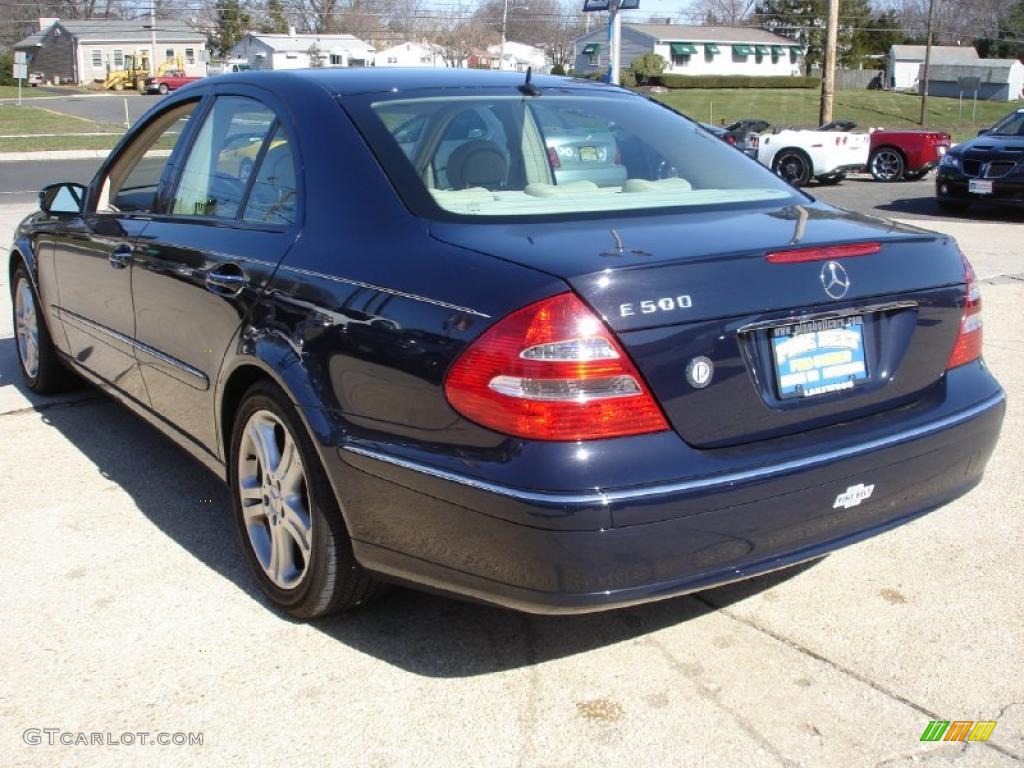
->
[747,121,871,187]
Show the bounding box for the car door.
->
[51,99,200,404]
[130,90,301,452]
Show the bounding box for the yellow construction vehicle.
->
[103,51,151,91]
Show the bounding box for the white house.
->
[571,24,803,78]
[487,42,549,73]
[375,41,448,68]
[230,30,374,70]
[925,60,1024,101]
[886,45,978,91]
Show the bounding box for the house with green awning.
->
[571,24,803,78]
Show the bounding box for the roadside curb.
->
[0,149,113,163]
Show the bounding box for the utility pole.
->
[819,0,839,125]
[149,1,157,76]
[500,0,509,70]
[919,0,937,125]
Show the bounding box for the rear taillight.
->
[444,293,669,440]
[546,147,560,169]
[726,135,737,145]
[947,253,983,369]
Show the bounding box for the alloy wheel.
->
[871,149,903,181]
[237,409,313,590]
[14,277,40,380]
[776,153,809,185]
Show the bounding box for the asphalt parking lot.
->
[1,170,1022,767]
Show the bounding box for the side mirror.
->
[39,182,87,215]
[977,128,990,136]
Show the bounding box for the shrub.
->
[0,53,15,86]
[658,74,819,89]
[550,63,565,76]
[619,69,637,87]
[629,53,666,85]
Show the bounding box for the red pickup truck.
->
[143,70,201,95]
[868,129,952,182]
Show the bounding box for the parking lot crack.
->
[648,631,801,768]
[694,595,1023,763]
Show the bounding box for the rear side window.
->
[243,125,297,225]
[171,96,276,219]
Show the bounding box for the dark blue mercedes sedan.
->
[8,69,1004,617]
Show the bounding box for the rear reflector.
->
[765,242,881,263]
[546,147,561,169]
[444,292,669,441]
[947,252,983,369]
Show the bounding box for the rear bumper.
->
[332,374,1004,614]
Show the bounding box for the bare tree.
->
[687,0,757,25]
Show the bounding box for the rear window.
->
[345,90,802,219]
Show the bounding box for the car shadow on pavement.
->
[5,336,820,678]
[874,195,1024,222]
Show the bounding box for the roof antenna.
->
[518,66,540,97]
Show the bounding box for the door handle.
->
[205,264,247,296]
[108,244,133,270]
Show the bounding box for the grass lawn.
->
[0,84,53,99]
[0,104,122,152]
[652,88,1014,142]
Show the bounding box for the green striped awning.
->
[790,46,804,55]
[670,42,698,55]
[704,43,720,54]
[755,45,770,55]
[732,44,752,56]
[582,43,600,55]
[771,45,785,56]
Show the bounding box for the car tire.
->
[11,264,78,394]
[773,150,812,186]
[815,172,846,186]
[937,199,970,213]
[869,147,905,182]
[113,82,124,91]
[158,83,169,95]
[229,380,385,618]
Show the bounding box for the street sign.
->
[13,50,28,105]
[582,0,638,10]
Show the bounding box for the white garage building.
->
[885,45,978,91]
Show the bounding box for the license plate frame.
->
[770,315,869,400]
[969,179,993,195]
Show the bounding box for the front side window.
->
[171,96,276,219]
[98,102,197,213]
[348,91,800,219]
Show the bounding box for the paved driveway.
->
[0,192,1021,767]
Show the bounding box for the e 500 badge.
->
[620,295,692,318]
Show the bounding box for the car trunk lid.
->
[431,204,967,447]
